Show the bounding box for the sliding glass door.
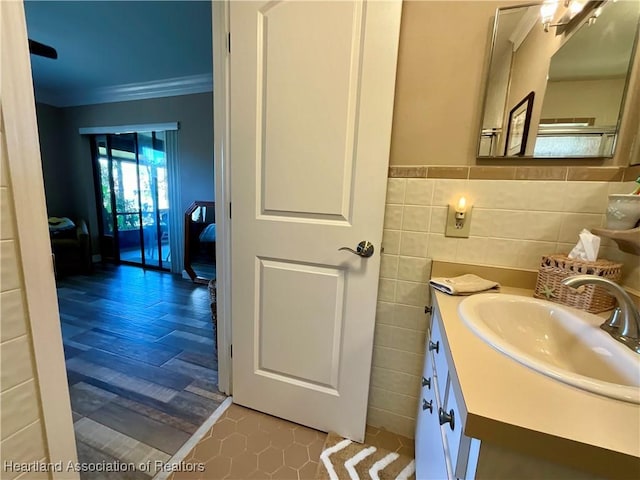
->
[93,131,170,270]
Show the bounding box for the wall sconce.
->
[445,196,473,238]
[541,0,602,34]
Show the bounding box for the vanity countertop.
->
[433,287,640,478]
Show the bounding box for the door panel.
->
[93,132,170,269]
[231,0,401,441]
[259,1,361,218]
[257,258,344,391]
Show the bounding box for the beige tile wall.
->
[367,177,639,438]
[0,131,51,480]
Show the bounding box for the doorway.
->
[92,131,170,270]
[14,0,230,474]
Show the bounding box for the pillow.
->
[48,217,75,233]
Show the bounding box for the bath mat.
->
[316,431,416,480]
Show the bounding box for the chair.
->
[50,219,91,275]
[160,225,170,261]
[147,214,171,262]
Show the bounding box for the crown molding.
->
[35,73,213,107]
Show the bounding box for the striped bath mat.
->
[316,432,416,480]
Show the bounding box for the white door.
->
[230,0,401,441]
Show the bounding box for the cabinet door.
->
[416,322,449,479]
[442,375,464,477]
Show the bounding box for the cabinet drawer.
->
[442,376,476,479]
[417,342,435,425]
[441,376,462,469]
[429,310,449,396]
[416,382,449,478]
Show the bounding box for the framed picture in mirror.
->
[505,91,535,156]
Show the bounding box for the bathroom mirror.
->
[477,0,640,159]
[184,201,216,284]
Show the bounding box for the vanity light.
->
[541,0,599,33]
[569,0,588,15]
[541,0,559,31]
[455,197,467,229]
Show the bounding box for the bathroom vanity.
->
[415,287,640,479]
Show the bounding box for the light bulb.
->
[541,0,559,23]
[569,0,587,16]
[456,196,467,213]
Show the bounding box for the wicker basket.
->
[534,255,623,313]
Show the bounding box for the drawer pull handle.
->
[422,377,431,389]
[422,399,433,413]
[439,408,455,430]
[428,340,439,353]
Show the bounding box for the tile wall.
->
[0,130,50,479]
[367,171,639,438]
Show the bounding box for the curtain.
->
[165,130,183,274]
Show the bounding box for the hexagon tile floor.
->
[169,404,414,480]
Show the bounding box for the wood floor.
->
[57,265,223,479]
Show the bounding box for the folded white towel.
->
[429,274,500,296]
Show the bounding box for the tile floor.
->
[57,265,222,479]
[170,404,414,480]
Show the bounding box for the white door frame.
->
[1,2,79,476]
[212,0,232,394]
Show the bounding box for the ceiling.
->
[24,0,213,106]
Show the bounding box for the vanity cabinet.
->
[416,303,479,480]
[415,293,614,480]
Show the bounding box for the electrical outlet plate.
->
[445,205,472,238]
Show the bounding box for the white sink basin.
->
[458,294,640,404]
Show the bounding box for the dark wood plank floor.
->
[56,265,224,479]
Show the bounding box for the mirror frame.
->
[184,200,216,284]
[476,1,640,160]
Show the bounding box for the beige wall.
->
[390,0,640,166]
[390,0,499,166]
[540,78,627,126]
[0,128,51,480]
[35,92,215,256]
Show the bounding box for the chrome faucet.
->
[562,275,640,354]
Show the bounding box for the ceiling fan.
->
[28,39,57,59]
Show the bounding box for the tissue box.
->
[534,255,623,313]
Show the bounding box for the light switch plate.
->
[445,205,472,238]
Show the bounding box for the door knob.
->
[439,408,455,430]
[339,241,374,258]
